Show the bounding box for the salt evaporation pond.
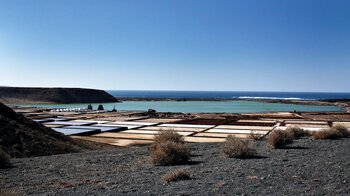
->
[21,100,342,113]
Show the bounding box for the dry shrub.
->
[151,142,190,165]
[312,125,350,140]
[153,130,185,144]
[332,125,350,138]
[285,126,311,138]
[0,190,16,196]
[248,131,262,140]
[267,129,294,148]
[0,149,12,169]
[150,130,190,166]
[223,135,257,158]
[312,129,339,140]
[162,168,191,183]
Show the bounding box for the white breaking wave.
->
[238,96,303,100]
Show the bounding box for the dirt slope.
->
[0,103,89,158]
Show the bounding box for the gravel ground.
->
[1,138,349,195]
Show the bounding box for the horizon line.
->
[1,86,349,94]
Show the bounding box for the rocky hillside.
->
[0,87,118,104]
[0,103,89,157]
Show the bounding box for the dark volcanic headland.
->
[0,87,119,104]
[0,102,102,158]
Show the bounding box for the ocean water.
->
[24,100,342,113]
[21,91,348,113]
[107,90,350,100]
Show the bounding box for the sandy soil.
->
[1,138,349,195]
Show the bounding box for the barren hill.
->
[0,102,97,157]
[0,87,118,104]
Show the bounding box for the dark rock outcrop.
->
[0,103,87,158]
[0,148,12,168]
[0,87,118,104]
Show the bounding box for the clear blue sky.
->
[0,0,349,92]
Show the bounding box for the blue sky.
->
[0,0,349,92]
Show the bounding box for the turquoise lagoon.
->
[21,100,342,113]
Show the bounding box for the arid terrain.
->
[2,0,350,194]
[1,138,349,195]
[1,102,350,195]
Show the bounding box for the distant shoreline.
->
[116,97,349,104]
[116,97,350,112]
[0,87,119,104]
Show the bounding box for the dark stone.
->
[98,105,104,111]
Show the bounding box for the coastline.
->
[0,87,119,104]
[3,97,350,195]
[116,97,350,112]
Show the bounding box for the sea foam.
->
[238,96,303,100]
